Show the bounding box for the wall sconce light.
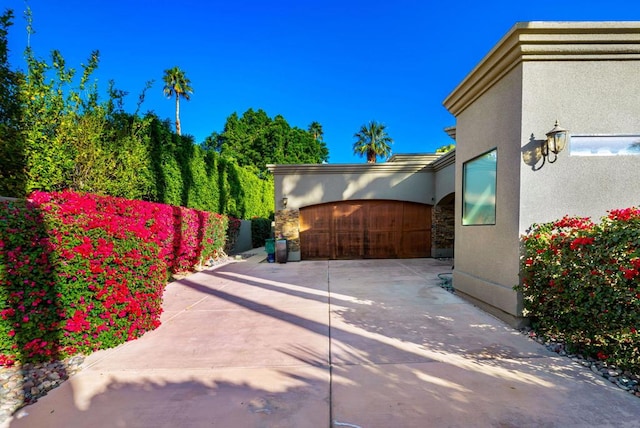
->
[542,120,569,163]
[282,197,288,208]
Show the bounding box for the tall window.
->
[462,149,497,225]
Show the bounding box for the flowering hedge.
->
[0,190,228,366]
[516,207,640,371]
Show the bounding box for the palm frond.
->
[352,120,393,162]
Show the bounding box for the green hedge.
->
[516,208,640,371]
[251,217,273,248]
[0,12,274,220]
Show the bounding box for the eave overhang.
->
[443,21,640,117]
[267,163,433,175]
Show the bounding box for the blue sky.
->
[4,1,640,163]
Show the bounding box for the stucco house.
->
[269,21,640,327]
[267,152,455,261]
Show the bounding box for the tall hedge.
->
[0,11,274,220]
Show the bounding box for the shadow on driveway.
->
[7,259,640,428]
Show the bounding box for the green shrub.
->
[516,208,640,371]
[236,166,274,219]
[0,13,275,219]
[185,144,218,213]
[251,217,273,248]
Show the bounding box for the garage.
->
[300,200,432,260]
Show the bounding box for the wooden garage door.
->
[300,200,431,260]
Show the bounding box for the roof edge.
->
[267,163,434,175]
[443,21,640,117]
[431,149,456,171]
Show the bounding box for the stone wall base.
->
[274,209,300,261]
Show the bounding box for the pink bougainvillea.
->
[0,190,228,366]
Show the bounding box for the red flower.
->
[569,236,595,250]
[553,216,594,230]
[73,236,93,258]
[65,310,91,333]
[621,268,638,280]
[608,207,640,221]
[0,308,15,320]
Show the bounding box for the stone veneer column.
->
[275,209,301,261]
[432,204,455,258]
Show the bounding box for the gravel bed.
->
[0,355,85,423]
[521,327,640,398]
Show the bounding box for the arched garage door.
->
[300,200,432,260]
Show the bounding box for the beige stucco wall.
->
[268,161,454,262]
[452,66,524,323]
[444,21,640,326]
[520,60,640,230]
[433,150,456,204]
[269,164,435,210]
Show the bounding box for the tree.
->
[212,109,329,170]
[353,121,393,163]
[13,8,154,199]
[162,66,192,136]
[308,121,323,141]
[202,131,223,152]
[0,9,26,197]
[436,143,455,154]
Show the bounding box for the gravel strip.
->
[521,327,640,397]
[0,355,85,423]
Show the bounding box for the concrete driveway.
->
[6,255,640,427]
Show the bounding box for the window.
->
[570,135,640,156]
[462,149,497,225]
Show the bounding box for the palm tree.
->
[162,66,193,136]
[353,121,393,163]
[308,121,324,141]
